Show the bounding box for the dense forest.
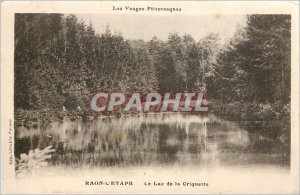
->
[14,14,291,144]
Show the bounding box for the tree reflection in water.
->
[15,113,289,169]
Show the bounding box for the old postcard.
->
[1,1,299,194]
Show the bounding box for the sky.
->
[75,14,247,42]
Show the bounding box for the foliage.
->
[208,15,291,145]
[15,14,221,123]
[14,14,291,144]
[211,15,291,103]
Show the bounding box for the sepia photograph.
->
[1,1,299,194]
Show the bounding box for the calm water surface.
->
[15,113,289,169]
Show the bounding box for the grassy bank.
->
[210,100,290,146]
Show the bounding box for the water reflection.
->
[15,113,289,169]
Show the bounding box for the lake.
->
[15,113,289,170]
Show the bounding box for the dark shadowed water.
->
[15,113,289,169]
